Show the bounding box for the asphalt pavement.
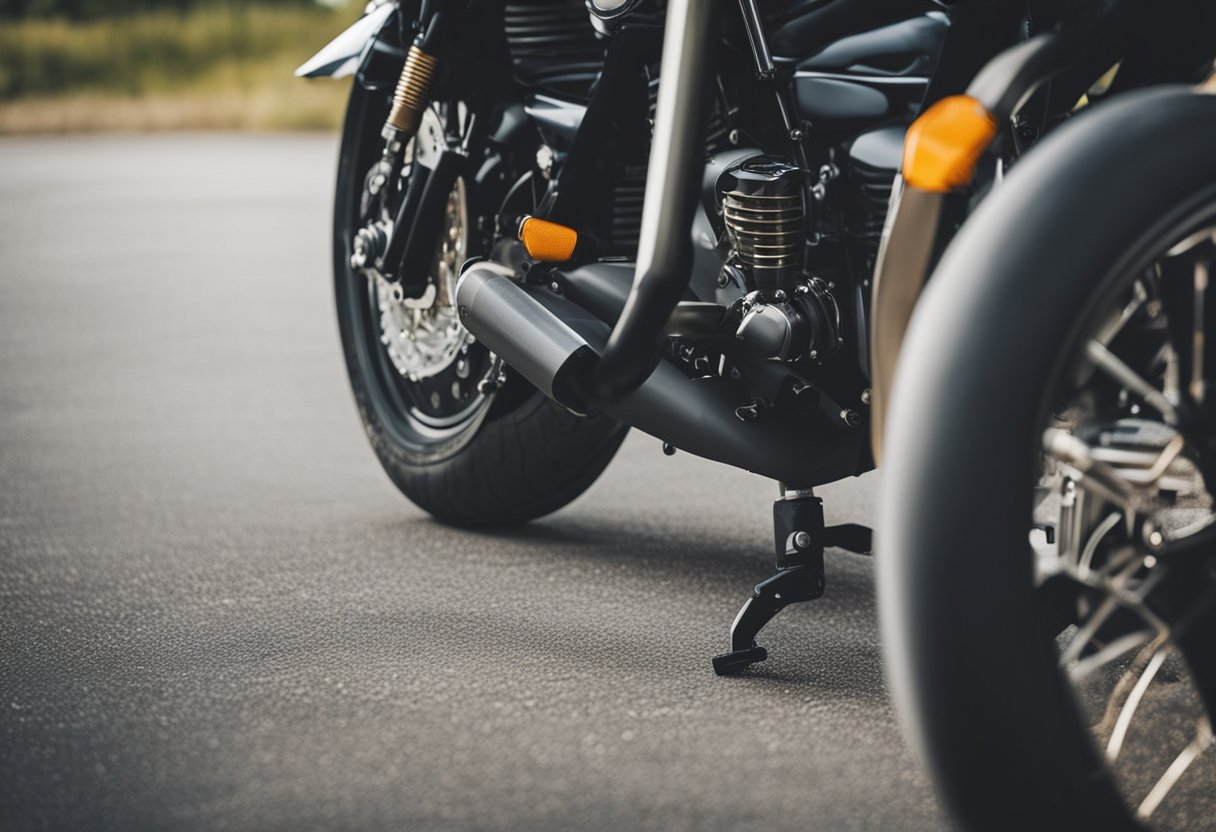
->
[0,134,945,831]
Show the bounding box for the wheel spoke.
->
[1188,256,1208,407]
[1136,717,1213,819]
[1043,429,1138,511]
[1103,637,1170,760]
[1060,556,1168,672]
[1071,628,1156,687]
[1078,511,1121,576]
[1092,278,1149,347]
[1086,339,1180,426]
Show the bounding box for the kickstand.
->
[712,489,872,676]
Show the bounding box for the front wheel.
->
[881,88,1216,831]
[333,83,627,528]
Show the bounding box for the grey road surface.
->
[0,135,945,831]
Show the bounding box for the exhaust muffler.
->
[456,262,861,487]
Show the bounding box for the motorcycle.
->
[299,0,1028,674]
[876,7,1216,832]
[296,0,1200,682]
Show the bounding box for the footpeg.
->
[713,489,870,675]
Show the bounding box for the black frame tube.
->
[737,0,775,79]
[585,0,715,404]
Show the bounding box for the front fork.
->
[356,2,467,300]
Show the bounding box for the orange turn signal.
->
[519,216,578,262]
[902,95,998,193]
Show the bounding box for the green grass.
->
[0,4,358,133]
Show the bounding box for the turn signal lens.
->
[902,96,998,192]
[519,216,578,262]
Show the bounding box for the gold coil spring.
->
[386,44,439,137]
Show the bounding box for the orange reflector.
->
[519,216,578,262]
[902,95,998,193]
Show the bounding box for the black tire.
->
[879,88,1216,831]
[334,83,627,528]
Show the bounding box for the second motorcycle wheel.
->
[880,88,1216,831]
[334,84,627,528]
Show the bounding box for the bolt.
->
[841,409,861,428]
[789,128,803,142]
[808,350,818,360]
[728,129,741,145]
[662,442,676,457]
[549,281,561,293]
[793,531,812,550]
[861,388,872,405]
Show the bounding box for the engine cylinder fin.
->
[723,190,802,274]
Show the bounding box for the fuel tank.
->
[771,5,949,131]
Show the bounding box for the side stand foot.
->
[712,564,823,675]
[711,645,767,675]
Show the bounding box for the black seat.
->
[762,0,944,57]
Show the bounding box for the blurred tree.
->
[0,0,328,20]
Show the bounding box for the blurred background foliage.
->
[0,0,320,20]
[0,0,356,134]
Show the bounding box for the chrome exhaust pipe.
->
[456,262,861,487]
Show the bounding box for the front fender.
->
[295,1,398,79]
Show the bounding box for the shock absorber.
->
[383,43,439,141]
[381,6,445,145]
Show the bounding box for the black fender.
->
[295,1,398,79]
